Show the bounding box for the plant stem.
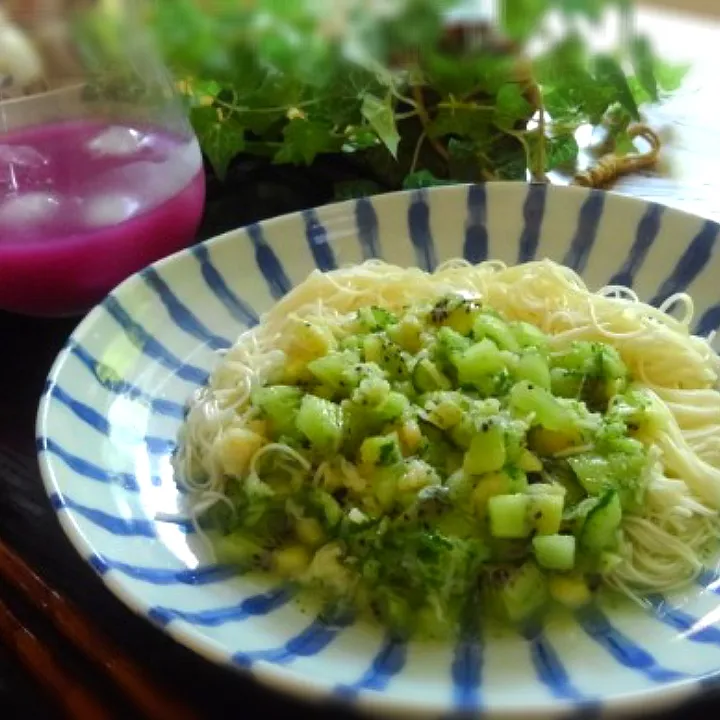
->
[411,84,449,162]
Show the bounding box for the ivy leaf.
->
[553,0,607,21]
[423,53,515,97]
[403,170,455,189]
[429,103,493,140]
[546,134,579,170]
[593,55,640,121]
[630,36,658,102]
[501,0,547,42]
[334,180,383,201]
[190,106,245,179]
[655,60,690,93]
[274,118,340,165]
[627,76,652,106]
[344,125,381,152]
[493,83,533,131]
[535,34,587,85]
[361,92,400,158]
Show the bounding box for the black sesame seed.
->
[534,511,542,520]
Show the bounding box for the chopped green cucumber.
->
[515,350,551,390]
[488,494,531,538]
[528,493,564,535]
[512,321,550,352]
[455,339,506,388]
[463,420,506,474]
[413,358,452,392]
[252,385,303,439]
[472,471,526,517]
[474,313,520,352]
[296,395,343,453]
[509,380,587,435]
[359,433,402,467]
[498,561,549,622]
[307,351,360,394]
[581,491,622,552]
[532,534,576,571]
[214,532,266,567]
[357,306,397,331]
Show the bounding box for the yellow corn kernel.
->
[246,419,268,436]
[285,321,336,361]
[392,316,423,353]
[518,448,543,473]
[529,428,578,456]
[397,460,436,492]
[272,545,311,577]
[215,428,266,477]
[549,574,592,609]
[398,419,422,455]
[296,517,325,548]
[471,472,511,518]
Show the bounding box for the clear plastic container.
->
[0,1,205,316]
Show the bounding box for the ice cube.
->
[0,192,60,226]
[88,126,147,157]
[0,145,52,191]
[83,193,141,226]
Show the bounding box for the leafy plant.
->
[146,0,688,195]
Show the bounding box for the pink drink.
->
[0,120,205,316]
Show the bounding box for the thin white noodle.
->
[173,258,720,603]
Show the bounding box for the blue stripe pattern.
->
[41,186,720,717]
[303,209,337,271]
[518,183,547,263]
[142,267,231,350]
[103,296,209,385]
[451,638,482,710]
[523,625,586,701]
[355,198,381,259]
[47,384,174,457]
[577,607,686,683]
[233,615,351,668]
[650,220,719,307]
[697,568,720,593]
[150,587,292,628]
[192,244,260,326]
[39,436,149,492]
[562,190,605,273]
[338,636,407,695]
[608,204,664,288]
[68,342,185,420]
[694,304,720,338]
[646,595,720,645]
[89,555,236,585]
[247,223,292,300]
[464,185,488,263]
[50,493,194,537]
[408,190,437,271]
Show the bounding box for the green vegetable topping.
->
[189,294,655,636]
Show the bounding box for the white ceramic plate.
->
[38,184,720,719]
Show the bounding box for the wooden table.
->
[1,4,720,720]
